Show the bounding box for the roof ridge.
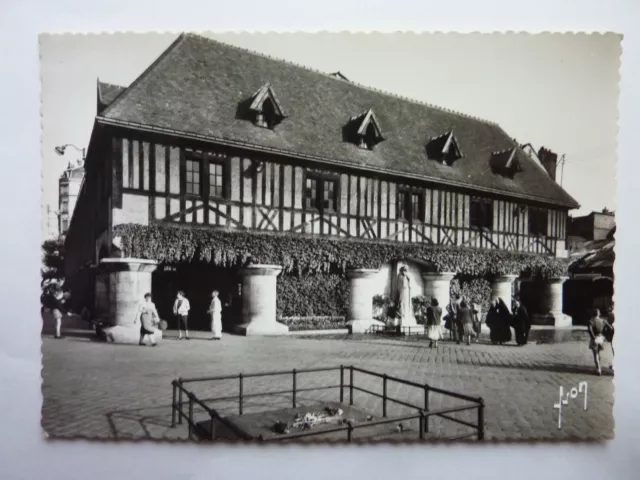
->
[102,33,188,118]
[183,32,500,127]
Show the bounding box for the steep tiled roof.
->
[97,33,579,209]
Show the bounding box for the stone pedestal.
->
[234,265,288,336]
[491,274,518,312]
[422,272,455,309]
[97,258,162,344]
[346,269,385,334]
[535,276,572,327]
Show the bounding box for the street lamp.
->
[54,144,85,160]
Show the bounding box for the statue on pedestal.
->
[394,265,415,327]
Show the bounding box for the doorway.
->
[152,263,240,331]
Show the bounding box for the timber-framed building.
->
[64,33,579,340]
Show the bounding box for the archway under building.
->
[152,263,241,332]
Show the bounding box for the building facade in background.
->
[58,161,85,235]
[64,34,581,342]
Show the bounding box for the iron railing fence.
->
[171,365,484,442]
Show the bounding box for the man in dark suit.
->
[512,299,531,346]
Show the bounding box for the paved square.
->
[41,330,614,442]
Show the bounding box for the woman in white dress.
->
[426,298,443,348]
[209,290,223,340]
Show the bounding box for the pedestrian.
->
[445,294,461,341]
[496,298,513,345]
[173,290,191,340]
[587,308,613,376]
[457,300,475,346]
[49,289,69,339]
[471,302,482,342]
[209,290,223,340]
[605,304,615,368]
[485,299,500,344]
[512,299,531,346]
[426,297,443,348]
[136,293,159,347]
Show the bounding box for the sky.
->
[40,32,620,236]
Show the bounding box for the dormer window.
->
[490,147,522,178]
[329,71,349,81]
[344,108,384,150]
[248,83,286,129]
[426,130,463,166]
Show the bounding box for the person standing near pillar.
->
[512,299,531,346]
[136,293,159,347]
[173,291,191,340]
[426,298,443,348]
[457,300,475,346]
[445,293,461,341]
[209,290,223,340]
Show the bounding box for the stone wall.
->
[112,193,149,227]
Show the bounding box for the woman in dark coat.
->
[485,299,501,344]
[456,300,475,346]
[426,298,443,349]
[512,299,531,346]
[496,298,513,344]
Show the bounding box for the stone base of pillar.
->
[100,324,164,344]
[234,321,289,336]
[346,318,386,334]
[236,264,288,336]
[532,313,573,328]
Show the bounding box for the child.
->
[173,291,191,340]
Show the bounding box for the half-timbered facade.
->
[65,34,579,340]
[109,136,569,255]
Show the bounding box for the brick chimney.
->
[538,147,558,181]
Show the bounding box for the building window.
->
[60,184,69,196]
[185,159,201,196]
[304,174,338,212]
[397,189,424,222]
[322,179,337,211]
[470,197,493,230]
[529,208,548,236]
[209,161,225,198]
[60,200,69,214]
[61,220,69,232]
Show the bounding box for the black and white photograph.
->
[39,31,619,443]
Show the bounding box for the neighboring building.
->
[567,210,616,252]
[58,161,85,234]
[64,34,580,341]
[564,216,615,324]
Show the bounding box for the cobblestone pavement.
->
[41,330,614,442]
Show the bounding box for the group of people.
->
[135,289,223,346]
[422,293,532,348]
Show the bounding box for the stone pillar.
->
[540,276,571,327]
[98,258,162,344]
[235,264,288,336]
[490,274,518,312]
[422,272,455,309]
[346,269,386,334]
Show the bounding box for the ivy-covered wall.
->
[113,223,569,277]
[276,272,349,318]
